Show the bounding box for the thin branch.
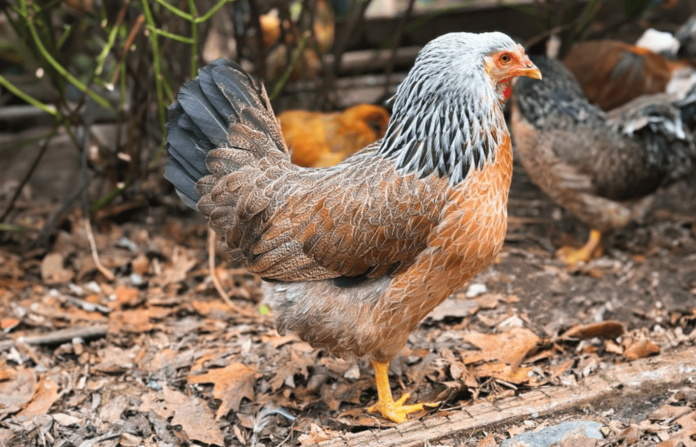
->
[152,0,193,20]
[154,27,194,44]
[187,0,199,78]
[269,32,309,100]
[247,0,267,81]
[331,0,373,77]
[19,0,112,109]
[141,0,167,142]
[32,176,89,248]
[0,129,57,222]
[110,14,145,85]
[95,0,131,76]
[84,214,115,281]
[383,0,416,97]
[0,325,108,352]
[209,229,232,306]
[195,0,231,24]
[208,228,253,316]
[0,75,57,116]
[0,129,56,154]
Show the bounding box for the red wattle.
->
[504,85,511,99]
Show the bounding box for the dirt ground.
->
[0,144,695,447]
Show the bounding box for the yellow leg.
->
[367,361,439,423]
[556,229,602,266]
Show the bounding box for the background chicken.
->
[165,33,541,423]
[511,56,696,266]
[563,14,696,112]
[563,40,693,110]
[278,104,389,167]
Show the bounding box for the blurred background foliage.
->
[0,0,692,246]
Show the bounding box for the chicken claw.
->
[556,229,602,266]
[368,361,439,424]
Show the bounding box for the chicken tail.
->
[611,85,696,183]
[164,59,289,210]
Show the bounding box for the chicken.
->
[563,39,696,111]
[164,33,541,423]
[278,104,389,167]
[511,56,696,266]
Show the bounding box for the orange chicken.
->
[164,34,541,423]
[278,105,390,167]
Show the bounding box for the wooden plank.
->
[309,346,696,447]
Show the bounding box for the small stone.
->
[52,414,80,426]
[466,283,487,298]
[343,363,360,380]
[501,421,603,447]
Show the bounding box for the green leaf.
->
[622,0,651,18]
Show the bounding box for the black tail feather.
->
[164,59,271,210]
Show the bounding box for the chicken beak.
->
[512,59,542,80]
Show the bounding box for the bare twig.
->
[270,31,309,100]
[62,295,112,314]
[110,14,145,85]
[331,0,373,76]
[0,129,57,223]
[84,215,116,281]
[383,0,416,97]
[0,325,108,352]
[208,228,254,316]
[32,177,88,247]
[247,0,267,81]
[208,228,232,306]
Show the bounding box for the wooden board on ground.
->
[309,346,696,447]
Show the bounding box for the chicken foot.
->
[367,360,438,423]
[556,229,602,266]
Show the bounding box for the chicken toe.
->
[556,229,603,266]
[368,361,439,424]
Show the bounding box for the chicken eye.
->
[500,53,511,63]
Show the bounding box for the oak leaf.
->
[188,363,256,419]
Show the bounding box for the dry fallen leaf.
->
[623,340,660,360]
[114,286,140,308]
[0,363,16,382]
[119,433,142,447]
[621,425,643,445]
[154,246,198,286]
[0,318,19,332]
[0,368,37,417]
[462,328,540,368]
[131,253,150,276]
[41,252,74,284]
[172,396,224,446]
[138,385,189,419]
[428,293,502,322]
[477,433,498,447]
[321,379,373,412]
[649,404,692,422]
[191,300,233,319]
[549,359,574,379]
[17,376,59,419]
[605,339,624,355]
[108,309,153,334]
[561,321,624,340]
[298,423,340,445]
[474,363,533,385]
[269,348,315,392]
[188,363,257,419]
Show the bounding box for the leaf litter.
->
[0,187,694,446]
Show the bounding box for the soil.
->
[0,139,695,447]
